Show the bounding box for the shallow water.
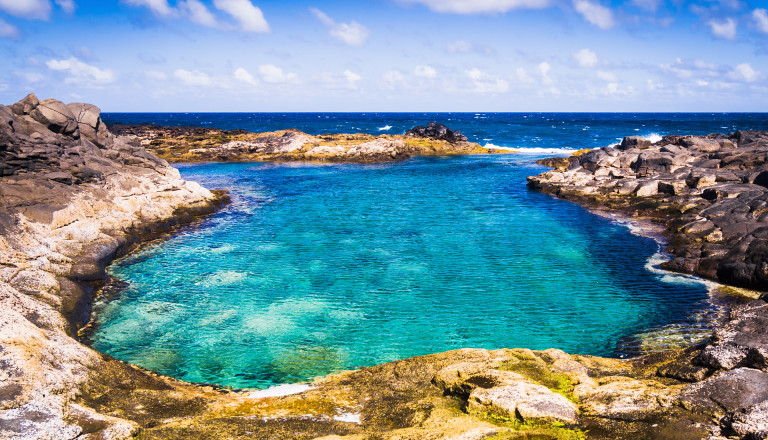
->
[90,155,715,389]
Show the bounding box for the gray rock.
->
[467,381,578,424]
[67,102,109,145]
[29,99,79,136]
[619,136,652,150]
[725,400,768,437]
[9,93,39,115]
[681,368,768,412]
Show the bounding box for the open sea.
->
[90,112,767,389]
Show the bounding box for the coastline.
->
[2,95,768,440]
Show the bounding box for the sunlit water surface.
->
[90,156,716,389]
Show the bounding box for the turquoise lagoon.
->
[90,154,716,389]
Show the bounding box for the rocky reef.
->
[528,131,768,439]
[108,121,506,163]
[2,93,768,440]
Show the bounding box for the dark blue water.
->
[103,112,767,152]
[90,113,767,390]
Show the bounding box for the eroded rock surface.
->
[529,132,768,440]
[0,94,225,439]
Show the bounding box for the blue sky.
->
[0,0,767,111]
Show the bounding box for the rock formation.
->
[529,132,768,440]
[3,94,768,439]
[0,94,226,439]
[108,123,502,163]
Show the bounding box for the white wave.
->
[377,125,392,131]
[483,142,581,155]
[643,133,663,143]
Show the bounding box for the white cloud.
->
[213,0,270,33]
[730,63,759,82]
[320,70,362,90]
[465,68,509,93]
[344,70,362,85]
[631,0,659,12]
[124,0,173,17]
[708,18,736,39]
[414,65,437,79]
[145,70,167,80]
[573,0,615,30]
[399,0,551,14]
[258,64,297,84]
[173,69,212,86]
[573,49,598,68]
[309,8,369,46]
[234,67,258,85]
[447,40,473,53]
[381,70,406,89]
[0,18,19,38]
[179,0,218,27]
[596,70,618,82]
[538,62,554,85]
[753,9,768,34]
[516,67,534,84]
[46,57,115,85]
[0,0,51,20]
[54,0,75,14]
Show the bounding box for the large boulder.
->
[8,93,39,115]
[67,103,109,145]
[29,99,79,136]
[406,122,467,144]
[618,136,652,150]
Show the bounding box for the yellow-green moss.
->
[470,410,587,440]
[498,352,577,403]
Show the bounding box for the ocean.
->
[89,112,767,389]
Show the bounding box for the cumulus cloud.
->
[258,64,297,84]
[213,0,270,32]
[0,0,52,20]
[414,65,437,79]
[573,49,598,68]
[46,57,115,85]
[179,0,218,27]
[708,18,736,39]
[465,68,509,93]
[173,69,212,86]
[124,0,173,16]
[753,9,768,34]
[573,0,615,30]
[730,63,759,82]
[0,18,19,38]
[399,0,551,14]
[310,8,368,46]
[320,70,362,90]
[515,67,534,84]
[234,67,258,85]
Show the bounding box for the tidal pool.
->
[90,155,714,389]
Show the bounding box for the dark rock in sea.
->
[406,122,468,144]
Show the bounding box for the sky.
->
[0,0,767,111]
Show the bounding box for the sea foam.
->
[483,142,580,155]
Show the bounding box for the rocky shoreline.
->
[107,121,509,163]
[1,94,767,440]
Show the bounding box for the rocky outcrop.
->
[0,94,226,439]
[529,131,768,440]
[405,122,468,144]
[528,131,768,290]
[107,123,504,163]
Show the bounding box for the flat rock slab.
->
[681,368,768,412]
